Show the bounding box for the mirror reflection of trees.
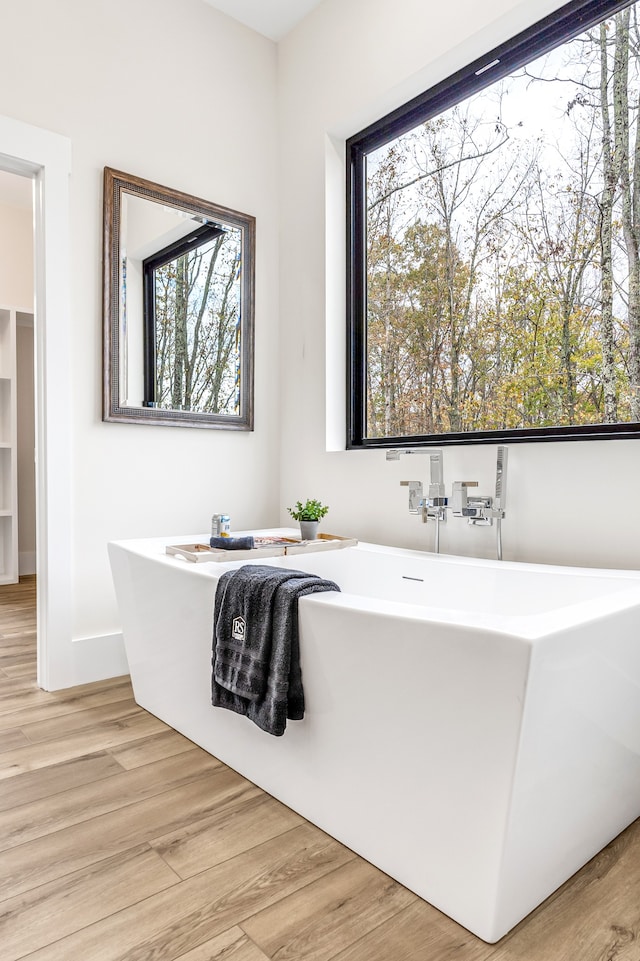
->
[366,4,640,438]
[152,231,242,414]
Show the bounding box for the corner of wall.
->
[325,133,346,452]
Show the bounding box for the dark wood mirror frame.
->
[103,167,255,429]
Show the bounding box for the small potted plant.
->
[287,498,329,541]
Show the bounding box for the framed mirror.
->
[103,167,255,429]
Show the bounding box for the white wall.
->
[277,0,640,570]
[0,0,280,674]
[0,200,32,307]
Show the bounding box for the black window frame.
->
[346,0,638,449]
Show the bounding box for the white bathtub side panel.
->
[492,606,640,940]
[108,544,219,727]
[290,598,532,941]
[108,543,532,942]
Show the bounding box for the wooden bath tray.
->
[284,533,358,554]
[166,533,357,563]
[166,541,287,563]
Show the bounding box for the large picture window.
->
[347,0,640,446]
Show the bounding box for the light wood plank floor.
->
[1,576,639,960]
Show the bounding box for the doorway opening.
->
[0,169,36,680]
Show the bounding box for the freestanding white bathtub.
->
[108,531,640,943]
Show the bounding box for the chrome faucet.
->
[389,446,508,559]
[425,451,447,510]
[451,480,493,524]
[389,449,446,552]
[450,447,509,558]
[422,451,447,552]
[399,480,423,514]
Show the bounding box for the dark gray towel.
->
[211,564,340,736]
[210,535,255,550]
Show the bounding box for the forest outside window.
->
[347,0,640,446]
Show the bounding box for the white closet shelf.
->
[0,305,33,583]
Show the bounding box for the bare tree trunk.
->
[560,310,576,422]
[208,262,238,412]
[379,203,399,435]
[631,13,640,420]
[365,154,405,437]
[599,21,619,423]
[440,211,462,431]
[382,312,397,436]
[171,256,188,409]
[433,166,463,432]
[185,239,220,410]
[614,9,640,420]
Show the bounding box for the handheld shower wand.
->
[494,446,508,561]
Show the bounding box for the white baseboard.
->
[68,631,130,687]
[19,551,36,576]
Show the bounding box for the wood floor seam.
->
[0,837,182,909]
[0,758,234,859]
[151,815,334,882]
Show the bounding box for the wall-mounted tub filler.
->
[390,446,509,559]
[392,449,448,553]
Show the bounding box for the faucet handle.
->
[400,480,423,514]
[451,480,478,515]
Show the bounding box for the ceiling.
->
[201,0,323,41]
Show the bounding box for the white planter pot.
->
[299,520,319,540]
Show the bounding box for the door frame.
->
[0,114,72,690]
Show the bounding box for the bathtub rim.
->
[107,529,640,642]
